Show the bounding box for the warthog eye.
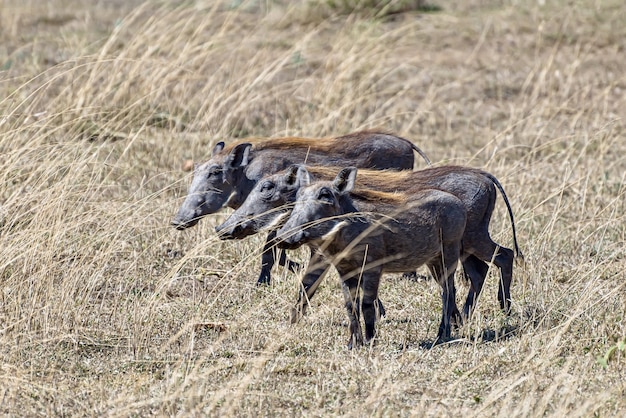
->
[207,167,222,179]
[260,181,275,193]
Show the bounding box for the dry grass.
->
[0,0,624,416]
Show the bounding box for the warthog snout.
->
[276,229,306,250]
[172,193,222,231]
[171,216,199,230]
[215,218,254,240]
[215,223,239,240]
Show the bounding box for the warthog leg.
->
[342,276,364,349]
[290,250,332,323]
[290,248,387,323]
[429,245,462,341]
[469,241,515,313]
[277,249,300,272]
[461,255,489,318]
[257,230,301,285]
[495,247,515,313]
[361,269,382,345]
[257,230,281,285]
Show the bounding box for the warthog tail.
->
[485,173,524,263]
[409,142,432,166]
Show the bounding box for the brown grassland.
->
[0,0,625,416]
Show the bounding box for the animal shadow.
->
[389,319,520,351]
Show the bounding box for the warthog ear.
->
[285,164,310,186]
[332,167,357,193]
[212,141,225,156]
[224,143,252,171]
[297,165,311,187]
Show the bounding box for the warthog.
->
[275,167,467,347]
[172,131,431,285]
[215,164,523,322]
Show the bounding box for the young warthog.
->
[275,167,467,347]
[216,164,523,321]
[172,131,431,285]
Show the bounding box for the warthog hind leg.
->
[461,255,489,317]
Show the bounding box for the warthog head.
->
[214,164,308,239]
[171,141,252,230]
[277,167,357,250]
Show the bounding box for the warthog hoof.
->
[256,275,270,286]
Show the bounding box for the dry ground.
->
[0,0,625,416]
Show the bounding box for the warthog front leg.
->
[342,276,363,349]
[257,231,278,285]
[291,249,387,323]
[291,250,332,323]
[361,269,382,345]
[257,230,300,285]
[277,248,300,272]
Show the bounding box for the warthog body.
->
[216,164,523,321]
[172,131,430,285]
[275,167,467,347]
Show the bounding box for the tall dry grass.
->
[0,0,624,416]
